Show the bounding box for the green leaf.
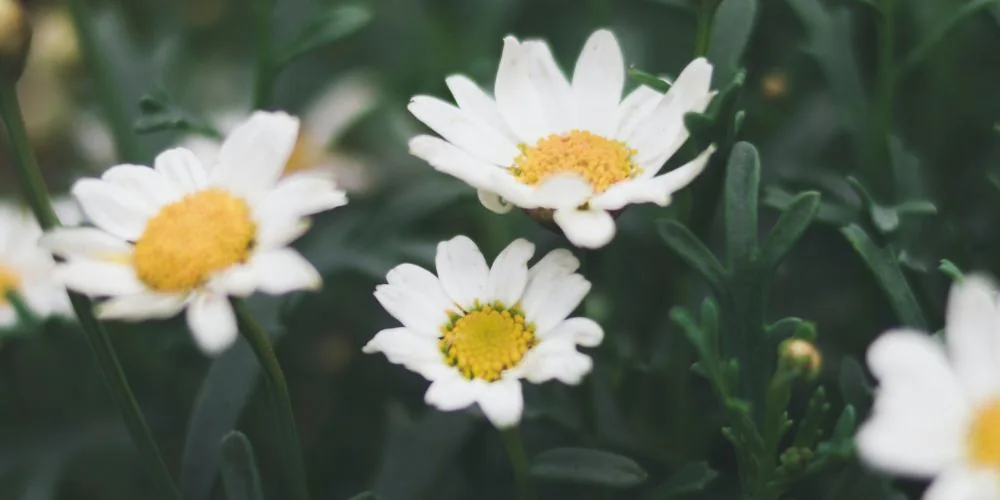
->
[530,448,648,488]
[639,461,719,499]
[895,0,999,80]
[273,5,372,68]
[627,67,672,92]
[830,405,857,445]
[939,259,965,283]
[760,191,820,272]
[657,220,728,298]
[839,224,927,329]
[219,432,264,500]
[838,356,872,414]
[346,493,379,500]
[707,0,758,85]
[792,386,829,449]
[724,142,761,268]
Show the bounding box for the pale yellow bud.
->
[31,8,80,74]
[0,0,30,80]
[780,339,822,380]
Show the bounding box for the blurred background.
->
[2,0,1000,498]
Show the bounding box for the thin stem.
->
[693,0,717,58]
[0,80,179,500]
[67,0,141,163]
[869,0,895,197]
[500,427,536,500]
[252,0,274,109]
[231,299,310,500]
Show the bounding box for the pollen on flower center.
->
[439,302,537,382]
[0,264,20,305]
[512,130,641,193]
[133,189,256,292]
[968,399,1000,468]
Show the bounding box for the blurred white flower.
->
[363,236,603,428]
[408,29,716,249]
[857,275,1000,499]
[42,112,347,355]
[0,203,72,327]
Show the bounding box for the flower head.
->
[363,236,603,428]
[408,29,716,248]
[42,111,347,355]
[857,275,1000,498]
[0,203,72,326]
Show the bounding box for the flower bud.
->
[779,338,822,380]
[31,8,79,75]
[0,0,31,81]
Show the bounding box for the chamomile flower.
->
[363,236,603,428]
[0,203,72,327]
[42,111,347,355]
[857,275,1000,499]
[408,29,716,249]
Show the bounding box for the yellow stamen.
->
[438,302,537,382]
[0,264,20,305]
[512,129,640,193]
[968,400,1000,468]
[133,189,255,292]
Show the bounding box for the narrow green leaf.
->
[627,67,672,92]
[639,461,719,499]
[724,142,761,268]
[274,5,372,68]
[346,493,379,500]
[760,191,820,272]
[792,386,828,449]
[766,317,806,341]
[840,224,927,329]
[838,357,872,413]
[220,431,265,500]
[707,0,758,85]
[657,220,728,297]
[671,306,709,355]
[530,448,648,488]
[939,259,965,283]
[830,405,857,444]
[895,0,999,80]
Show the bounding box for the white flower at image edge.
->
[363,236,603,428]
[408,29,717,249]
[0,204,73,326]
[857,275,1000,499]
[41,111,347,355]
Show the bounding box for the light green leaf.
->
[724,142,761,269]
[627,67,672,92]
[939,259,965,283]
[273,5,372,68]
[760,191,820,272]
[219,431,265,500]
[530,448,648,488]
[657,220,728,298]
[840,224,927,329]
[639,461,719,499]
[707,0,758,85]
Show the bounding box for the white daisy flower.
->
[41,111,347,355]
[363,236,603,428]
[407,29,717,249]
[857,275,1000,499]
[0,203,72,327]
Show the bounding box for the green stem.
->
[870,0,895,197]
[693,0,718,58]
[0,80,179,500]
[500,427,536,500]
[252,0,274,109]
[231,299,310,500]
[67,0,141,163]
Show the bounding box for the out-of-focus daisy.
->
[408,29,716,249]
[363,236,603,428]
[42,111,347,355]
[857,275,1000,499]
[0,203,72,327]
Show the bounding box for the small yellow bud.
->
[0,0,31,80]
[760,71,788,100]
[779,339,822,380]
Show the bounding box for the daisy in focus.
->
[0,203,73,327]
[42,111,347,355]
[363,236,603,428]
[857,275,1000,499]
[408,29,716,249]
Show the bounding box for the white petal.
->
[924,466,1000,500]
[521,270,591,334]
[495,36,550,144]
[101,164,183,208]
[96,292,187,320]
[476,379,524,428]
[477,189,513,214]
[408,95,520,166]
[522,40,573,134]
[362,327,444,376]
[945,274,1000,402]
[591,145,715,211]
[855,408,966,478]
[211,265,257,297]
[409,135,504,191]
[446,74,519,143]
[154,148,209,193]
[186,292,239,355]
[435,235,489,310]
[256,217,311,251]
[385,263,455,315]
[425,376,483,411]
[486,239,535,305]
[615,84,664,141]
[571,29,625,136]
[212,111,300,199]
[52,197,84,226]
[552,208,616,249]
[517,340,593,385]
[628,58,714,165]
[40,228,132,260]
[258,171,348,221]
[248,249,322,295]
[374,284,450,337]
[55,260,145,297]
[867,330,969,409]
[71,179,153,241]
[527,248,579,283]
[530,174,593,209]
[538,317,604,347]
[302,72,378,144]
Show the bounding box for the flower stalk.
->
[252,0,274,108]
[501,427,536,500]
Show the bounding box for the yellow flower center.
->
[512,130,641,193]
[439,302,537,382]
[969,400,1000,468]
[133,189,256,292]
[283,131,322,176]
[0,265,21,305]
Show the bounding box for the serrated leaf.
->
[657,220,728,298]
[530,448,648,488]
[707,0,758,85]
[760,191,820,272]
[725,142,761,269]
[274,5,372,67]
[219,431,264,500]
[640,461,719,499]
